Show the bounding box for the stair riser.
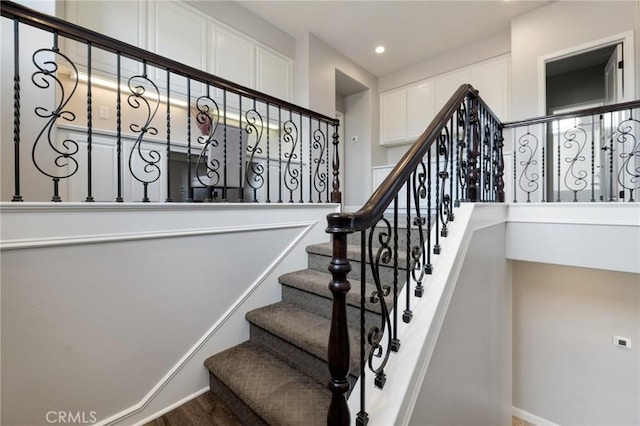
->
[308,251,409,286]
[250,323,359,390]
[208,373,267,426]
[282,285,384,329]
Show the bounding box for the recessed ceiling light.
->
[375,45,385,54]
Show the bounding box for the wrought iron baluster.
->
[357,229,368,426]
[404,180,413,323]
[313,118,328,203]
[165,70,172,202]
[517,126,539,203]
[266,102,270,203]
[449,115,454,211]
[194,85,221,202]
[239,95,244,202]
[513,129,517,202]
[223,89,227,201]
[86,42,94,202]
[245,98,264,202]
[563,117,588,202]
[31,31,79,202]
[127,61,161,202]
[456,101,468,205]
[556,120,561,202]
[439,127,451,238]
[299,113,303,203]
[591,115,595,202]
[309,116,313,203]
[434,141,441,254]
[608,112,615,201]
[391,196,400,352]
[496,123,505,203]
[541,124,546,202]
[283,110,299,202]
[466,93,479,202]
[426,150,433,271]
[367,219,393,389]
[116,53,123,202]
[278,105,282,203]
[187,78,193,202]
[12,18,22,202]
[326,121,330,202]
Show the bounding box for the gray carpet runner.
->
[204,231,413,425]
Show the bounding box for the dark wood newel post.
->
[326,213,352,426]
[331,123,342,203]
[467,92,480,202]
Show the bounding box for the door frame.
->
[537,31,635,116]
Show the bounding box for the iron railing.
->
[326,84,505,424]
[504,101,640,203]
[1,1,341,204]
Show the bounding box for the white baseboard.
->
[512,406,559,426]
[133,387,209,426]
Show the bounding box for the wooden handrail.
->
[503,99,640,128]
[0,0,338,125]
[328,83,478,232]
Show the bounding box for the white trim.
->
[512,406,560,426]
[537,31,636,116]
[95,221,316,426]
[133,387,209,426]
[0,221,315,250]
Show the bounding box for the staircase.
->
[204,228,415,425]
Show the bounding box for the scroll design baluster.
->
[482,119,493,201]
[127,72,161,202]
[494,125,505,202]
[562,121,589,202]
[456,102,468,205]
[438,129,451,238]
[517,129,539,203]
[411,163,428,297]
[283,116,300,202]
[616,114,640,201]
[367,218,393,389]
[466,93,480,201]
[312,126,328,202]
[194,95,221,197]
[244,107,265,201]
[31,41,80,201]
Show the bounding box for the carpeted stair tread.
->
[246,302,361,374]
[279,269,393,315]
[204,341,330,426]
[306,242,410,269]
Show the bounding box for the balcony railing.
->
[1,1,341,204]
[504,101,640,203]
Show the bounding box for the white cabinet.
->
[380,89,408,144]
[407,81,435,139]
[380,55,510,146]
[256,47,292,101]
[380,81,435,145]
[64,0,145,77]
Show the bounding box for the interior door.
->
[602,43,623,201]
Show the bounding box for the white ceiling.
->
[236,0,550,77]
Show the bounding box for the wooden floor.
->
[146,391,536,426]
[144,392,241,426]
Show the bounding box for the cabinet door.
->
[468,56,509,120]
[214,26,255,89]
[380,89,407,145]
[434,69,470,112]
[256,47,292,101]
[148,1,208,95]
[407,81,435,139]
[64,0,145,77]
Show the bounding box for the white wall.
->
[409,222,512,426]
[510,0,639,121]
[513,261,640,426]
[0,202,338,426]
